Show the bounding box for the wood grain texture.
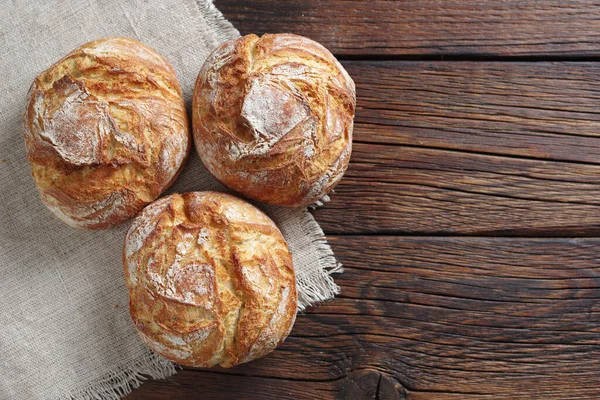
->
[123,369,403,400]
[217,0,600,57]
[312,61,600,235]
[314,142,600,235]
[347,62,600,163]
[126,236,600,399]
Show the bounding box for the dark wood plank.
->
[124,370,344,400]
[126,236,600,399]
[312,61,600,235]
[217,0,600,57]
[126,369,402,400]
[314,142,600,235]
[346,61,600,163]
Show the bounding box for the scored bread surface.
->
[123,191,297,367]
[23,37,190,229]
[193,33,355,207]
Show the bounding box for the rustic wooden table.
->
[127,1,600,398]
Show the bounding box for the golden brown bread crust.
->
[193,33,355,207]
[123,191,297,367]
[23,37,190,229]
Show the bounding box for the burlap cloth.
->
[0,1,342,398]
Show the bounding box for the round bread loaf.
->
[23,37,190,229]
[193,33,355,207]
[123,191,297,367]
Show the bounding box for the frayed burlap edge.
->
[296,210,343,311]
[61,352,178,400]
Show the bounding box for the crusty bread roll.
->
[123,191,297,367]
[193,33,355,207]
[23,37,190,229]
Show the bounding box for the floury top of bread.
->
[193,33,355,207]
[23,37,190,229]
[123,192,297,367]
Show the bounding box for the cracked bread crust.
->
[193,33,355,207]
[123,191,297,367]
[23,37,190,229]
